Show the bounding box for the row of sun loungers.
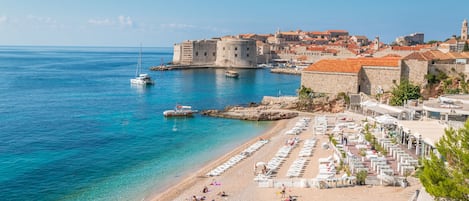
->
[314,116,327,135]
[298,139,317,157]
[285,137,319,178]
[347,155,368,175]
[286,158,308,177]
[207,140,269,177]
[312,174,357,189]
[266,145,294,172]
[379,138,417,176]
[285,117,311,135]
[315,156,336,179]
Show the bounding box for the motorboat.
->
[163,105,198,117]
[225,70,239,78]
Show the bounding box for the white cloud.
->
[160,23,229,34]
[88,18,114,26]
[27,15,56,24]
[161,23,196,29]
[118,15,133,27]
[88,16,135,28]
[0,16,7,24]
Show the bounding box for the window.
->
[235,47,238,51]
[247,54,249,57]
[235,54,238,57]
[204,52,207,56]
[392,80,397,84]
[195,52,198,56]
[223,47,225,50]
[213,52,216,56]
[247,47,250,51]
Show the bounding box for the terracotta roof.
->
[403,52,429,60]
[391,46,423,51]
[445,38,458,44]
[327,30,349,33]
[310,31,330,35]
[306,46,327,51]
[353,35,368,40]
[280,31,300,35]
[403,50,469,61]
[382,54,402,58]
[324,49,339,54]
[304,57,400,73]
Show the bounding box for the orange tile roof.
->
[403,50,469,61]
[310,31,330,35]
[353,35,368,40]
[281,31,300,35]
[304,57,400,73]
[382,54,402,58]
[327,30,349,33]
[391,46,423,51]
[306,46,327,51]
[445,38,458,44]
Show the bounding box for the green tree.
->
[427,40,440,44]
[419,120,469,200]
[464,41,469,52]
[297,85,314,111]
[389,79,421,106]
[298,85,313,99]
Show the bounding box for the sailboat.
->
[130,46,154,85]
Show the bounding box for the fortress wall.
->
[215,39,257,67]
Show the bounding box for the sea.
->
[0,46,300,201]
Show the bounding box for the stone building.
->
[215,37,257,67]
[172,39,217,65]
[301,57,401,96]
[351,35,369,46]
[403,50,469,80]
[172,38,257,68]
[462,19,468,41]
[395,32,424,46]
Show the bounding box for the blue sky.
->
[0,0,468,47]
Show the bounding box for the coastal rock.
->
[201,108,298,121]
[201,97,299,121]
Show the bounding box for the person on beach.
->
[191,195,198,201]
[202,186,209,193]
[281,184,286,198]
[217,191,228,197]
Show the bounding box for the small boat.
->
[225,70,239,78]
[163,105,198,117]
[131,73,154,85]
[130,46,154,85]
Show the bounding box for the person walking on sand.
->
[281,184,286,198]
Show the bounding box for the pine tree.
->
[419,120,469,200]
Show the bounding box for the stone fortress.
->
[172,37,257,68]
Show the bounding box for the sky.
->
[0,0,468,47]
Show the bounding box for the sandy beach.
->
[150,113,421,201]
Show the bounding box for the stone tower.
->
[373,36,380,51]
[462,19,468,41]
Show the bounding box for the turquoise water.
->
[0,46,300,201]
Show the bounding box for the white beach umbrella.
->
[256,161,266,167]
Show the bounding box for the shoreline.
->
[148,111,422,201]
[149,119,288,201]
